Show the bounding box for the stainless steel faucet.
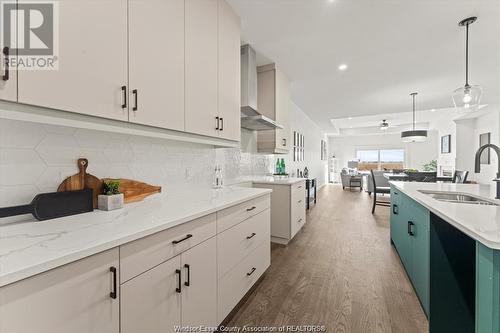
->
[475,143,500,199]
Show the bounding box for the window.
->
[356,149,405,171]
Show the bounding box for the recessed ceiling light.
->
[338,64,348,71]
[431,108,436,112]
[348,116,353,120]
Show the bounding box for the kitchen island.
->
[390,181,500,333]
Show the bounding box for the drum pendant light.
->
[401,93,427,142]
[452,17,482,111]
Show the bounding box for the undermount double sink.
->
[419,190,500,206]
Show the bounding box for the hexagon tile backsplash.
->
[0,119,275,213]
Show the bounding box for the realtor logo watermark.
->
[1,0,59,70]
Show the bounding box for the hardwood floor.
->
[226,184,428,333]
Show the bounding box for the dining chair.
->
[371,169,391,214]
[452,170,469,183]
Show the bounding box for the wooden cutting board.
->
[58,158,102,208]
[102,178,162,203]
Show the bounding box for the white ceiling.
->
[228,0,500,132]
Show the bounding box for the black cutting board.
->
[0,189,94,221]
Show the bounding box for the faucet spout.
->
[475,144,500,178]
[475,143,500,199]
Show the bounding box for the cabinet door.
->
[274,68,291,152]
[0,249,119,333]
[409,201,430,316]
[181,237,217,328]
[128,0,184,130]
[395,195,412,275]
[121,255,182,333]
[0,8,17,102]
[18,0,128,121]
[217,0,241,142]
[185,0,219,137]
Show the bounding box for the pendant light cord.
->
[411,93,417,131]
[465,22,469,87]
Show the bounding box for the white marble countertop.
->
[251,176,306,185]
[390,181,500,249]
[0,187,272,287]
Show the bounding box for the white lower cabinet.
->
[121,255,182,333]
[0,249,120,333]
[181,237,218,328]
[0,195,270,332]
[253,181,306,244]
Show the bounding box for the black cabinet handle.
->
[172,234,193,245]
[298,200,302,203]
[246,206,256,212]
[408,221,415,236]
[121,86,127,109]
[220,117,224,131]
[184,264,190,287]
[246,232,256,240]
[109,266,117,299]
[2,47,9,81]
[246,267,256,276]
[282,138,286,147]
[175,269,182,293]
[393,204,398,215]
[215,116,220,130]
[132,89,138,111]
[298,218,303,223]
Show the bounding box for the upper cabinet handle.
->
[172,234,193,245]
[132,89,138,111]
[121,86,127,109]
[215,116,220,130]
[246,267,256,276]
[220,117,224,131]
[246,206,256,212]
[2,47,9,81]
[282,138,286,146]
[246,233,256,240]
[109,266,117,299]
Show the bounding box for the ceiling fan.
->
[380,120,390,130]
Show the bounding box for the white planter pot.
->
[98,194,124,211]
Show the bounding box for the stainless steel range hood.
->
[240,44,283,131]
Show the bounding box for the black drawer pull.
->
[175,269,182,293]
[172,234,193,245]
[246,267,256,276]
[246,233,256,240]
[215,116,220,130]
[2,47,9,81]
[220,117,224,131]
[109,266,117,299]
[246,206,256,212]
[132,89,138,111]
[121,85,127,109]
[408,221,415,236]
[393,204,398,215]
[184,264,190,287]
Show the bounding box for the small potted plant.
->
[98,180,124,211]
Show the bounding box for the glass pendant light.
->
[401,93,427,142]
[452,17,482,111]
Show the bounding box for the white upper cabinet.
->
[185,0,219,138]
[0,8,17,102]
[257,64,291,154]
[217,0,241,142]
[17,0,128,121]
[128,0,184,131]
